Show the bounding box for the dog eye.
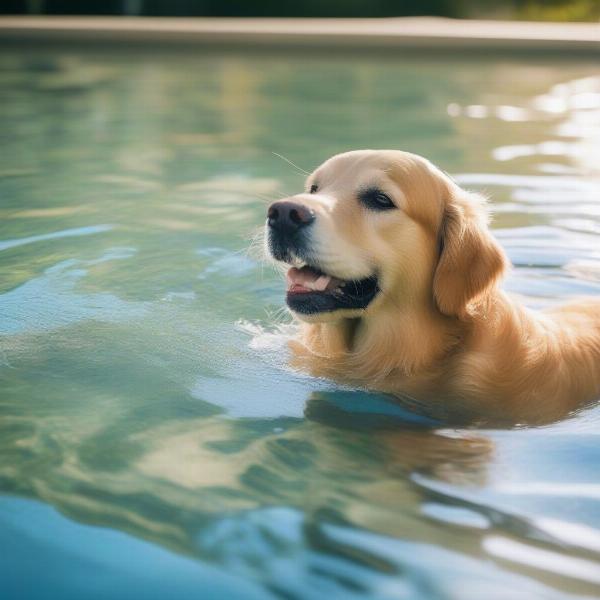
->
[359,188,396,211]
[309,184,318,194]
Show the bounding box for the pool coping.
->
[0,16,599,53]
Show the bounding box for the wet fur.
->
[274,150,600,425]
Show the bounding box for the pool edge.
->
[0,16,599,53]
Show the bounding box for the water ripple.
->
[0,224,114,252]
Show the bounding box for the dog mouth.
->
[285,264,379,315]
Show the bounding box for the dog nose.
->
[267,201,315,234]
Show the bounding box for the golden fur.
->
[269,150,600,425]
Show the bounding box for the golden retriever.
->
[265,150,600,425]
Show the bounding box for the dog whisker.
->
[271,152,311,176]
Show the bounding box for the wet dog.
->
[266,150,600,424]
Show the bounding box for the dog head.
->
[266,150,507,322]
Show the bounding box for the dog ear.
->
[433,188,507,319]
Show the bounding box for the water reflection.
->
[2,370,599,596]
[0,380,490,581]
[1,47,600,598]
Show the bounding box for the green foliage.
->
[2,0,599,23]
[515,0,600,21]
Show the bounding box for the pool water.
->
[1,45,600,599]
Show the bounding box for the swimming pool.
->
[1,44,599,599]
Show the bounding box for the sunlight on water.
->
[1,46,599,599]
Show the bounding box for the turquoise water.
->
[1,45,600,599]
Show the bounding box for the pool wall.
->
[0,16,599,53]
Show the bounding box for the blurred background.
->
[1,2,600,600]
[2,0,600,21]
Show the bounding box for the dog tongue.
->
[287,266,340,294]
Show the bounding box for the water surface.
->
[1,45,600,599]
